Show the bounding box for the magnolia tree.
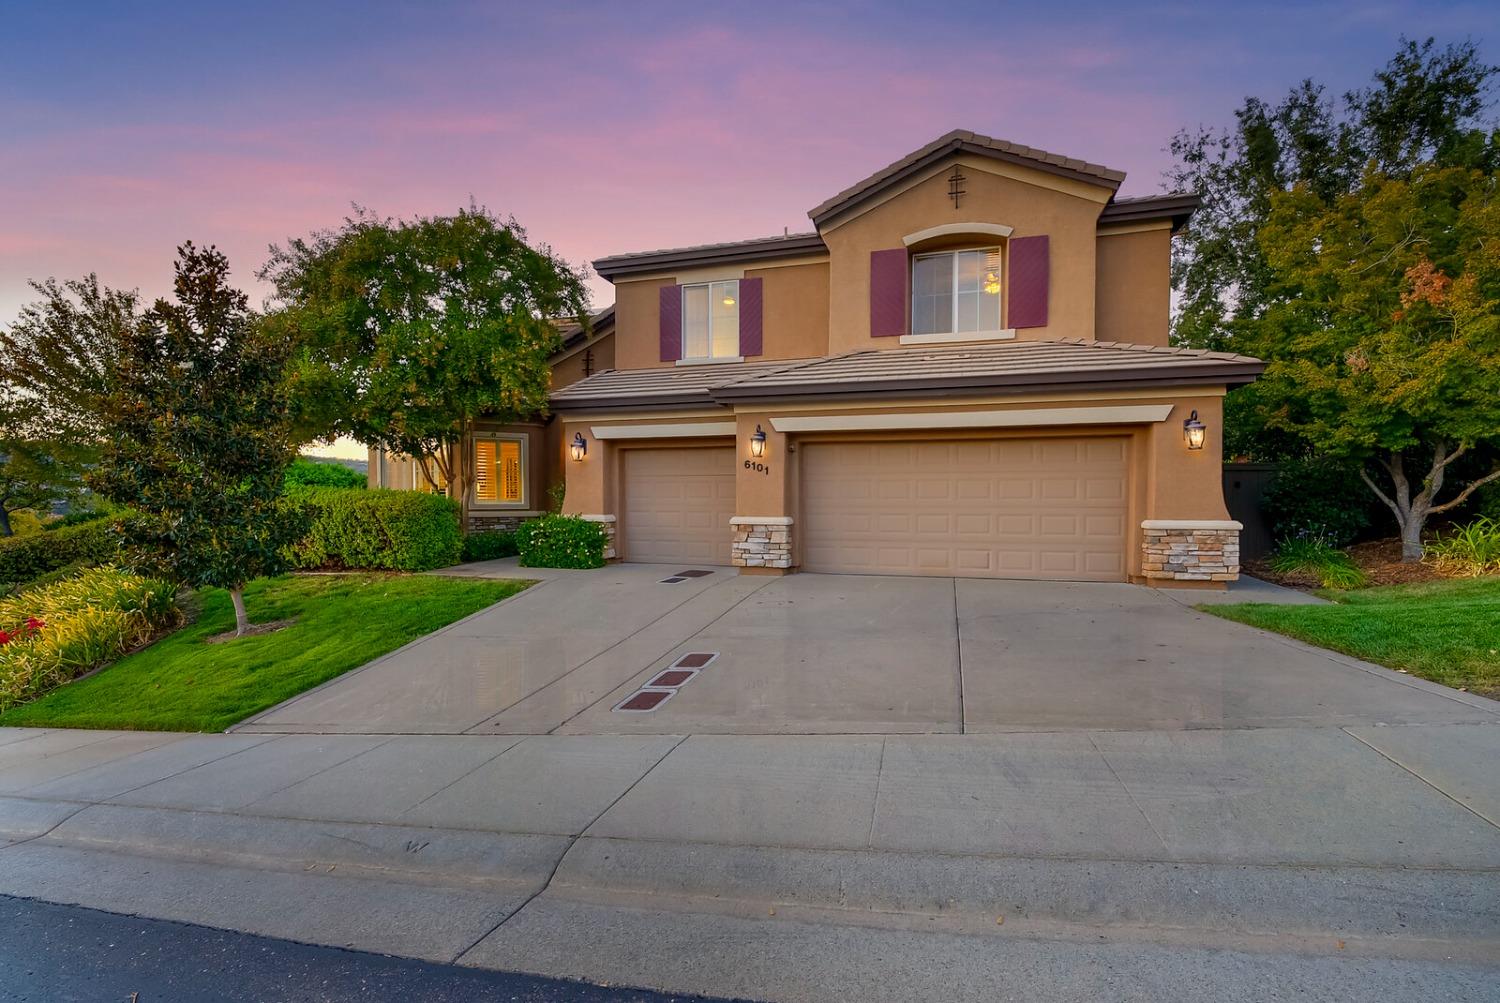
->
[91,244,301,635]
[1248,165,1500,559]
[260,206,589,495]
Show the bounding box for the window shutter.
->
[869,248,908,338]
[1008,236,1049,329]
[738,277,763,356]
[659,284,682,361]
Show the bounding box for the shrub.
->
[462,529,519,563]
[1261,457,1377,547]
[285,458,366,490]
[287,487,461,572]
[1268,539,1368,590]
[0,567,180,711]
[0,517,120,590]
[1426,517,1500,577]
[516,515,607,570]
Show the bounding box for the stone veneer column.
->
[579,514,617,560]
[1140,520,1242,583]
[730,516,793,569]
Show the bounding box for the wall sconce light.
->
[1183,410,1207,450]
[570,432,588,461]
[749,424,767,458]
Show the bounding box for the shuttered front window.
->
[911,248,1002,336]
[474,437,525,506]
[681,280,740,360]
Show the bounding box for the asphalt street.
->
[0,894,750,1003]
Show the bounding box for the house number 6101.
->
[744,460,770,475]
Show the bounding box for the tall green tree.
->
[0,394,84,537]
[260,206,589,494]
[0,274,137,440]
[1247,165,1500,559]
[91,244,301,635]
[1169,37,1497,357]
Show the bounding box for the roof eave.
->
[592,234,828,281]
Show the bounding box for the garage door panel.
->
[623,447,734,565]
[802,437,1128,582]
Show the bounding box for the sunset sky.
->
[3,3,1494,455]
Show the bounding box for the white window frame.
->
[470,433,528,510]
[679,279,742,363]
[905,246,1012,345]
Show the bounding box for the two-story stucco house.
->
[375,130,1262,587]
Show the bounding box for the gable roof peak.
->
[808,129,1126,227]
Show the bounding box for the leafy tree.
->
[90,244,301,635]
[0,395,85,537]
[1247,165,1500,559]
[260,206,588,494]
[0,274,137,440]
[1169,37,1497,358]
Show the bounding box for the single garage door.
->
[622,446,736,565]
[801,437,1128,581]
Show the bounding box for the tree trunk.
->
[0,507,11,538]
[230,587,249,636]
[1399,509,1428,562]
[1360,444,1500,564]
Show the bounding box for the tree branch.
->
[1360,466,1405,524]
[1429,466,1500,515]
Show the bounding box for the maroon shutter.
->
[738,277,763,356]
[659,284,682,361]
[869,248,908,338]
[1008,235,1050,329]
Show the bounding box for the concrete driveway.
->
[238,563,1496,736]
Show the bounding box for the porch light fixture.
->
[570,432,588,461]
[1183,410,1207,450]
[749,424,767,458]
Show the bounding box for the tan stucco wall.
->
[613,260,830,370]
[821,156,1111,355]
[551,330,615,388]
[1095,226,1172,347]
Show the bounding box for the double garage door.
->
[621,437,1128,581]
[801,437,1129,581]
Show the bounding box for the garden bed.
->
[1247,536,1458,589]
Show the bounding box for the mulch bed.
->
[1247,536,1458,591]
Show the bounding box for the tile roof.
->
[1099,193,1201,232]
[549,358,818,408]
[551,339,1262,410]
[808,130,1127,225]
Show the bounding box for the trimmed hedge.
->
[0,518,120,590]
[517,515,607,570]
[285,458,367,490]
[461,530,519,563]
[287,487,462,572]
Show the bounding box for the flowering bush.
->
[516,515,607,570]
[0,567,180,712]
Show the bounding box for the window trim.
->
[471,433,528,510]
[910,246,1005,339]
[679,279,741,361]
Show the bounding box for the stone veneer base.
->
[731,516,793,570]
[1140,521,1241,582]
[579,514,618,560]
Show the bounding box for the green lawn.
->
[1204,576,1500,699]
[0,573,527,732]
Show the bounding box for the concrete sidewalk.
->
[1,722,1498,1001]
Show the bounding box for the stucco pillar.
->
[1139,396,1240,586]
[731,412,793,572]
[561,421,617,559]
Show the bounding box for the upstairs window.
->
[682,280,740,360]
[911,248,1002,337]
[474,436,525,506]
